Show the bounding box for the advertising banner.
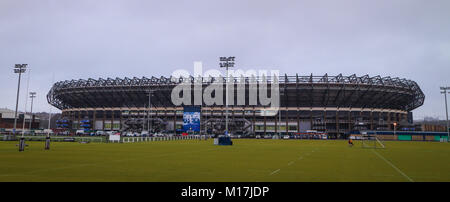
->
[183,106,201,132]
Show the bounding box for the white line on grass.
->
[270,169,281,175]
[372,150,414,182]
[267,146,322,177]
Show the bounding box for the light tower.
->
[11,64,27,141]
[220,56,235,136]
[19,67,31,151]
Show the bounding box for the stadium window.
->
[104,123,112,129]
[278,126,286,131]
[257,125,264,130]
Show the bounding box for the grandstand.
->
[47,74,425,139]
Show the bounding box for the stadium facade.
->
[47,74,425,138]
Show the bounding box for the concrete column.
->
[336,111,339,135]
[102,110,105,131]
[120,110,123,130]
[173,110,176,135]
[285,108,288,134]
[387,112,391,130]
[253,107,256,134]
[274,110,277,133]
[297,108,300,133]
[370,111,374,130]
[77,111,80,130]
[111,110,114,131]
[231,107,234,133]
[324,110,327,132]
[348,111,351,132]
[264,108,267,136]
[93,110,96,130]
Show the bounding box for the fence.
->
[0,135,105,143]
[0,134,208,143]
[120,135,208,143]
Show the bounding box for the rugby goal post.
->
[361,132,385,149]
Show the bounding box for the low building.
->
[0,108,40,131]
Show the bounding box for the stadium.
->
[47,74,425,139]
[5,72,450,183]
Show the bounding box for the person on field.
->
[348,138,354,147]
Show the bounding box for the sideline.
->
[372,150,414,182]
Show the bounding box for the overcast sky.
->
[0,0,449,120]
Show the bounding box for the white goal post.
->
[361,132,385,149]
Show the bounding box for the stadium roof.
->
[47,74,425,111]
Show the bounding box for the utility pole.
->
[29,92,36,131]
[21,69,31,138]
[46,108,52,150]
[441,87,450,142]
[12,64,27,141]
[46,74,55,150]
[19,65,30,151]
[220,56,235,136]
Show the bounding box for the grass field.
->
[0,139,449,182]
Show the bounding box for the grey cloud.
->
[0,0,449,119]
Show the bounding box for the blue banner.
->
[183,106,201,132]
